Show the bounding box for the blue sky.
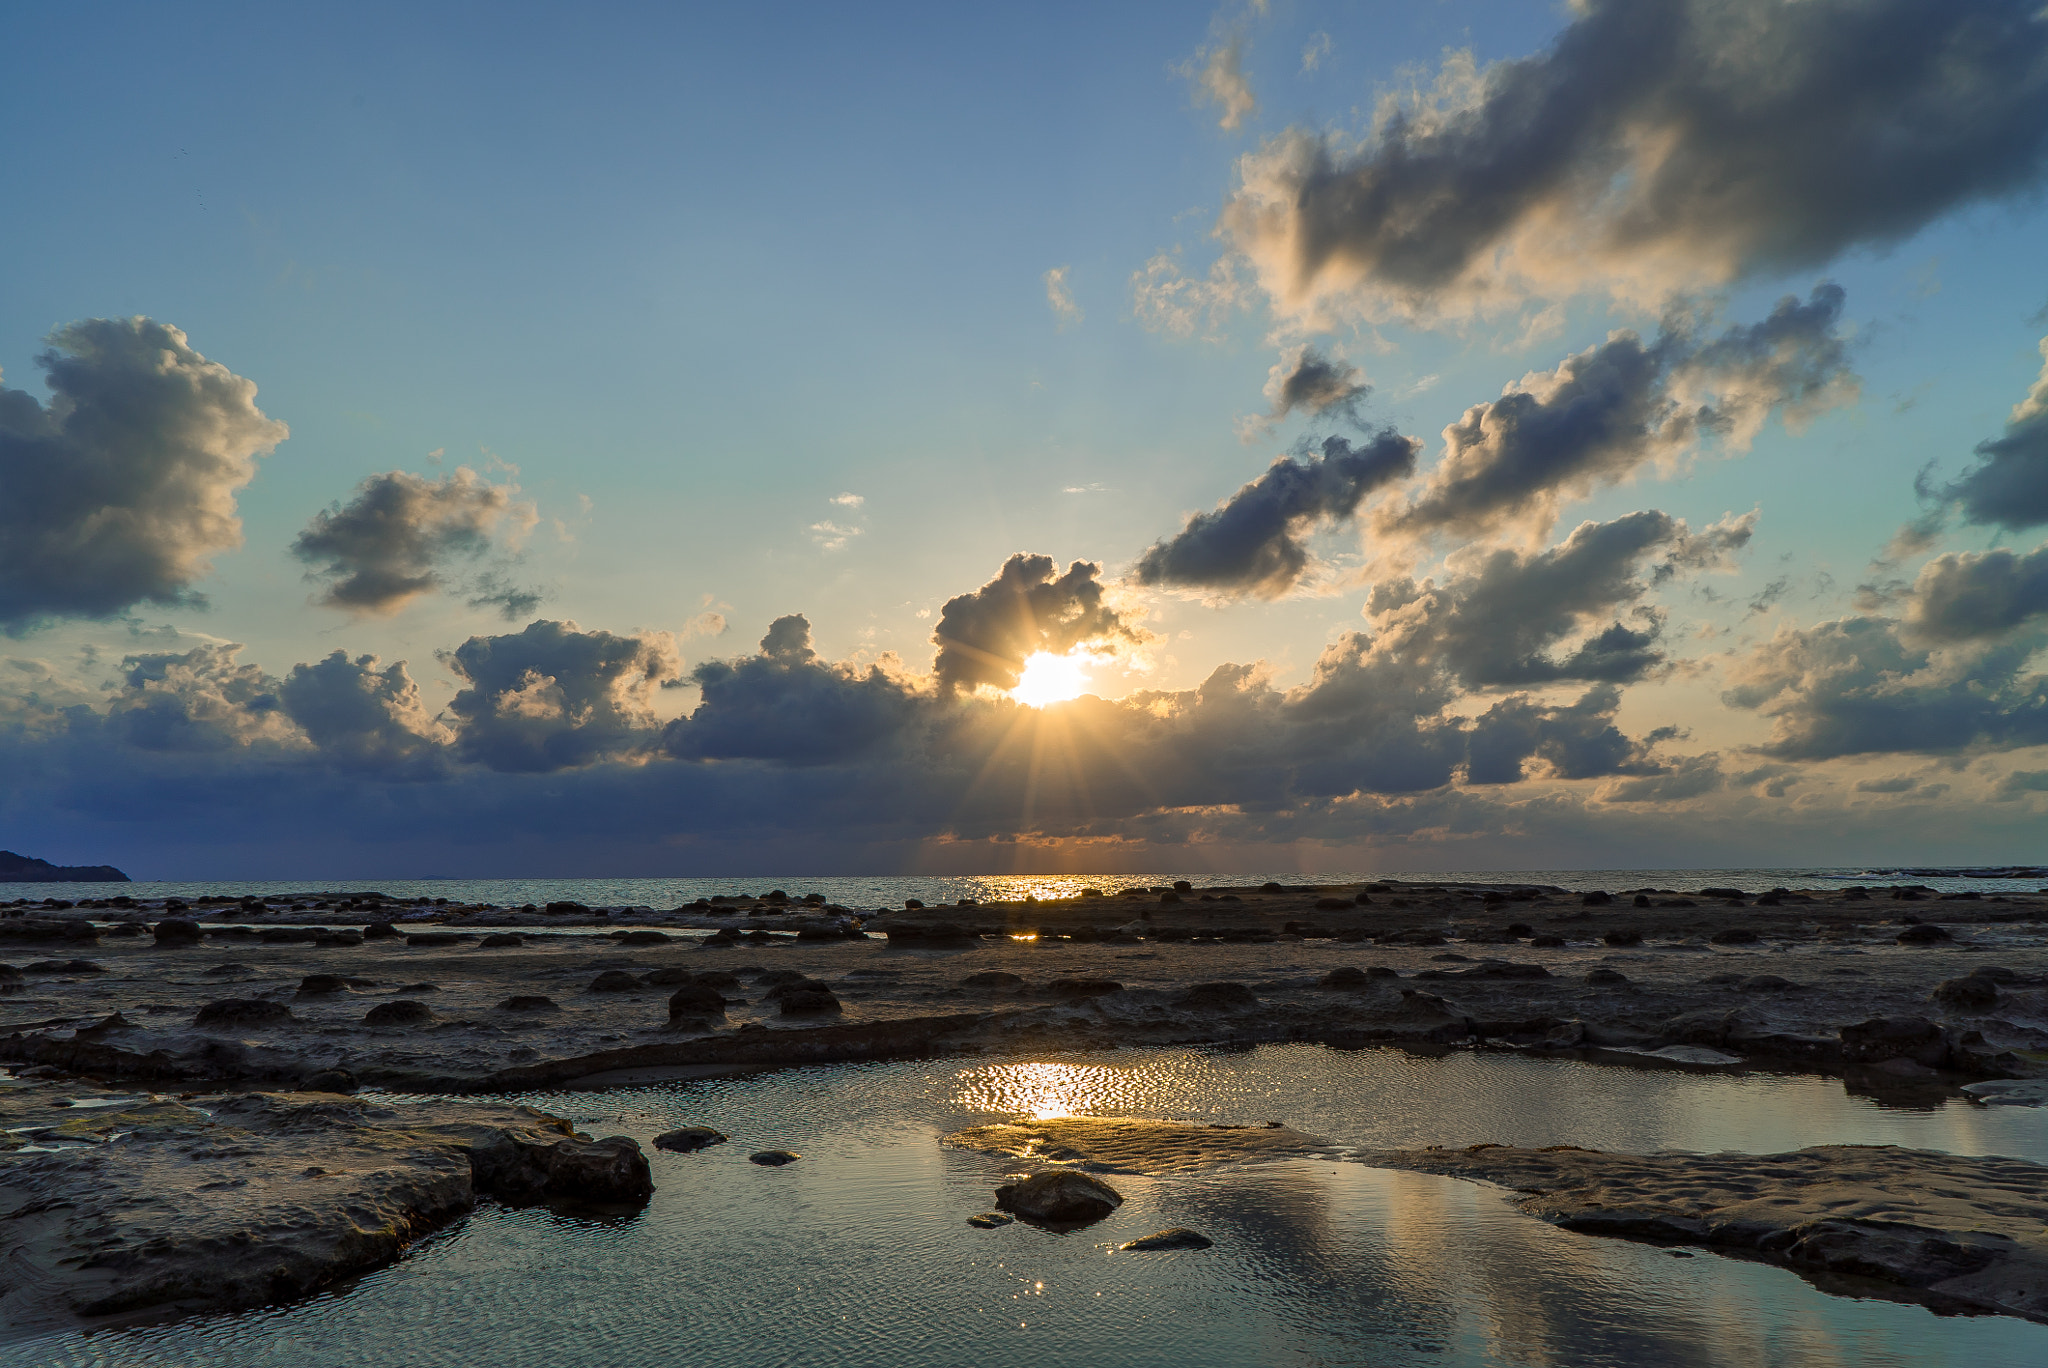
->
[5,1,2048,877]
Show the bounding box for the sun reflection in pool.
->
[951,1058,1201,1121]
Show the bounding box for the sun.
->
[1011,651,1091,707]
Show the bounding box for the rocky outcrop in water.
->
[993,1170,1124,1226]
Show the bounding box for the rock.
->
[653,1126,727,1153]
[993,1170,1124,1226]
[363,922,400,939]
[151,918,202,946]
[202,962,253,976]
[1897,923,1953,944]
[497,995,559,1012]
[1320,967,1371,990]
[1313,897,1353,911]
[303,1068,359,1093]
[1584,968,1629,986]
[1581,891,1613,906]
[1709,927,1760,945]
[363,1000,435,1028]
[587,970,643,992]
[405,933,463,948]
[544,901,592,916]
[1932,976,1998,1009]
[396,982,439,993]
[777,988,841,1015]
[1739,975,1803,992]
[643,967,696,986]
[479,933,525,948]
[26,959,103,974]
[617,930,671,945]
[1047,978,1122,998]
[750,1149,800,1166]
[1461,961,1550,980]
[962,971,1025,989]
[667,984,727,1018]
[1528,933,1567,947]
[1176,981,1257,1009]
[967,1211,1016,1228]
[195,998,293,1028]
[1840,1016,1947,1067]
[1121,1227,1213,1251]
[296,974,349,995]
[472,1132,654,1205]
[1603,928,1643,947]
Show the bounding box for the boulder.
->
[296,974,349,995]
[666,984,727,1019]
[363,922,400,939]
[497,995,559,1012]
[642,967,696,986]
[1120,1227,1213,1251]
[363,1000,435,1028]
[749,1149,800,1166]
[195,999,292,1028]
[1932,976,1998,1010]
[1176,981,1257,1009]
[1739,975,1802,993]
[1840,1016,1947,1068]
[479,933,524,948]
[653,1127,727,1153]
[405,933,463,948]
[151,918,202,946]
[1047,979,1122,998]
[1709,927,1760,945]
[994,1170,1123,1226]
[1584,968,1628,986]
[777,989,841,1015]
[202,963,253,977]
[1897,923,1953,945]
[471,1132,653,1205]
[587,970,643,992]
[1319,967,1370,990]
[962,971,1025,989]
[617,931,671,946]
[302,1068,358,1093]
[1603,928,1643,947]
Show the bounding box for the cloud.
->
[1134,431,1418,598]
[1998,768,2048,797]
[829,492,865,508]
[440,619,683,772]
[1043,266,1084,328]
[103,644,297,753]
[1466,685,1661,784]
[1855,774,1919,793]
[1599,753,1725,804]
[1130,250,1251,340]
[933,554,1145,693]
[1214,0,2048,323]
[1301,33,1332,74]
[1238,345,1370,437]
[1181,36,1257,131]
[1943,335,2048,529]
[1384,288,1854,542]
[464,571,546,621]
[664,614,925,766]
[1722,614,2048,758]
[0,317,289,632]
[291,467,536,616]
[1366,510,1745,689]
[277,651,448,777]
[809,520,862,551]
[1901,541,2048,642]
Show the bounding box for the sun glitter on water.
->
[1010,651,1090,707]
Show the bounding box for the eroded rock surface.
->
[945,1116,1335,1173]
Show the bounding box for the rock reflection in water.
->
[13,1045,2047,1367]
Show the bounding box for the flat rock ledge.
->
[944,1116,1336,1173]
[1370,1142,2048,1323]
[0,1085,650,1334]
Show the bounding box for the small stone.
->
[653,1126,728,1153]
[967,1211,1016,1229]
[994,1170,1124,1226]
[750,1149,800,1166]
[1120,1227,1212,1251]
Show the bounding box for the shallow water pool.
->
[17,1044,2048,1367]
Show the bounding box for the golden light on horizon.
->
[1010,650,1091,708]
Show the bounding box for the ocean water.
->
[7,867,2047,909]
[13,1044,2048,1367]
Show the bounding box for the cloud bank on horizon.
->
[5,0,2048,877]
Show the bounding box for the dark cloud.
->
[1217,0,2048,319]
[1599,754,1726,804]
[932,554,1143,693]
[1466,685,1660,785]
[1366,510,1749,688]
[1387,288,1852,540]
[277,651,447,777]
[441,619,682,772]
[1943,337,2048,529]
[102,645,292,753]
[1241,346,1371,436]
[1134,431,1418,597]
[1902,542,2048,642]
[664,615,925,766]
[292,468,536,616]
[0,318,288,632]
[1722,615,2048,758]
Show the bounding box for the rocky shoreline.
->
[3,877,2046,1334]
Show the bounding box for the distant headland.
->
[0,850,129,883]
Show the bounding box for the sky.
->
[4,0,2048,879]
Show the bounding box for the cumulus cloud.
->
[1239,345,1369,438]
[441,619,683,772]
[1943,335,2048,529]
[1599,753,1726,804]
[1367,510,1747,689]
[933,554,1145,693]
[1181,36,1258,130]
[1466,685,1661,785]
[0,317,289,632]
[1043,266,1084,328]
[1901,542,2048,642]
[1385,288,1854,542]
[1130,250,1251,340]
[664,614,925,766]
[1135,431,1418,598]
[277,651,447,777]
[292,467,537,616]
[1722,614,2048,758]
[103,644,297,753]
[1213,0,2048,322]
